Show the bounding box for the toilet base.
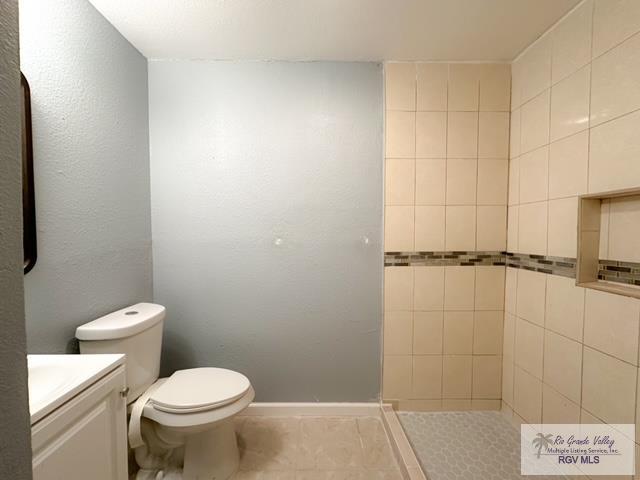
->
[135,420,240,480]
[182,420,239,480]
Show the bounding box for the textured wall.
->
[20,0,153,352]
[149,61,383,401]
[0,0,33,478]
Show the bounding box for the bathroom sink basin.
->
[27,354,125,424]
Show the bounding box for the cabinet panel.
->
[32,366,127,480]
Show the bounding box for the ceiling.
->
[88,0,581,62]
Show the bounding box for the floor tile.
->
[297,417,364,470]
[238,417,300,471]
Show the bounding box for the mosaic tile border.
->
[384,251,505,267]
[505,252,576,278]
[598,260,640,286]
[385,251,640,286]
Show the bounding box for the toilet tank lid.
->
[76,303,166,341]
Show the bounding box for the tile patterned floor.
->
[232,416,403,479]
[397,411,561,480]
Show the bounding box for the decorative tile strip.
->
[598,260,640,286]
[384,251,506,267]
[505,253,576,278]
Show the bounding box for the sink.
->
[27,354,125,424]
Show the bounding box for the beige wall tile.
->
[547,197,578,258]
[385,62,416,111]
[543,330,583,403]
[599,199,611,258]
[416,63,448,111]
[542,384,581,424]
[414,206,445,251]
[477,159,508,206]
[545,274,585,342]
[472,356,502,399]
[550,65,591,142]
[516,269,547,326]
[384,206,414,252]
[518,201,548,256]
[395,399,443,412]
[503,312,516,358]
[584,289,640,365]
[385,158,415,206]
[383,355,412,399]
[505,268,518,315]
[551,0,593,83]
[580,408,604,424]
[507,206,519,252]
[548,130,589,199]
[443,355,473,399]
[445,206,476,251]
[502,356,515,406]
[446,158,477,205]
[448,64,480,111]
[508,157,520,206]
[386,111,415,158]
[519,146,549,204]
[502,312,516,361]
[520,35,552,103]
[413,311,443,354]
[607,195,640,263]
[413,266,445,311]
[521,90,551,154]
[415,158,446,205]
[479,63,511,112]
[592,0,640,58]
[476,206,507,251]
[515,318,544,379]
[592,33,640,127]
[443,312,474,354]
[472,399,501,411]
[412,356,442,399]
[384,311,413,355]
[582,347,637,424]
[511,58,524,111]
[475,266,506,311]
[510,108,521,160]
[416,112,447,158]
[589,109,640,192]
[514,366,543,423]
[478,112,510,159]
[384,266,413,311]
[473,311,504,354]
[444,266,475,311]
[442,399,472,411]
[447,112,478,158]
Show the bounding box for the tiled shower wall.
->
[503,0,640,463]
[382,62,511,409]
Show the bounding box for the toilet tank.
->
[76,303,165,404]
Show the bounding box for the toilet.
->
[75,303,254,480]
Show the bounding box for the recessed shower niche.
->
[577,188,640,299]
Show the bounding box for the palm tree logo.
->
[532,433,554,458]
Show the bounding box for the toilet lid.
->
[149,368,251,414]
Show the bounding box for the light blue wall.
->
[149,61,383,401]
[20,0,153,352]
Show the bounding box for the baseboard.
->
[381,404,428,480]
[239,402,382,417]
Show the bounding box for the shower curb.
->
[381,404,428,480]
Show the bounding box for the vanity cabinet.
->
[31,365,128,480]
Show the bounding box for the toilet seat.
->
[149,367,251,414]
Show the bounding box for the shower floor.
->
[398,411,560,480]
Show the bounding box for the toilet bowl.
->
[75,303,254,480]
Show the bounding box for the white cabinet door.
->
[31,366,128,480]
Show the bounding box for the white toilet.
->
[75,303,254,480]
